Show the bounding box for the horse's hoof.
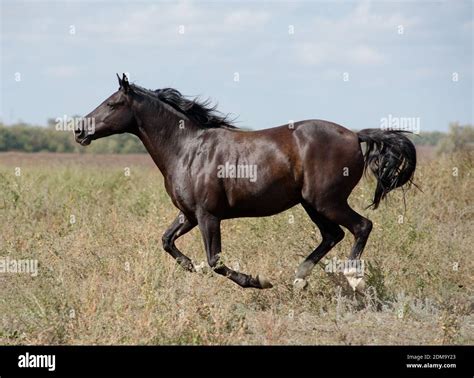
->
[345,276,366,292]
[293,278,308,290]
[343,267,365,292]
[354,278,366,292]
[180,260,196,272]
[176,256,196,272]
[257,275,273,289]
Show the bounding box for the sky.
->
[0,0,472,131]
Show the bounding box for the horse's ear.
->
[116,73,122,87]
[121,73,131,93]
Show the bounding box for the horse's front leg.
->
[197,212,272,289]
[162,212,197,272]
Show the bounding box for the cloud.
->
[294,1,419,67]
[82,2,271,46]
[297,42,385,66]
[318,1,419,37]
[223,10,270,29]
[351,45,385,65]
[463,19,473,32]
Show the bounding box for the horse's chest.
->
[163,178,195,211]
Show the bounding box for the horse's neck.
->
[135,105,199,178]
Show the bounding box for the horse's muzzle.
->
[74,128,92,146]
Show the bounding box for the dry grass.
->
[0,152,472,345]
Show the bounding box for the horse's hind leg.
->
[319,201,373,290]
[294,202,345,288]
[197,212,272,289]
[321,202,372,260]
[162,212,197,272]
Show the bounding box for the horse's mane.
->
[131,84,238,129]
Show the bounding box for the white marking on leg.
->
[257,275,273,289]
[293,278,308,290]
[295,260,314,280]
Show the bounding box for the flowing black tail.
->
[357,129,417,209]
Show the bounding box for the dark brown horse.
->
[75,74,416,289]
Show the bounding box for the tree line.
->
[0,120,146,153]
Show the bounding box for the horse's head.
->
[75,73,137,146]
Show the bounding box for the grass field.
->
[0,151,472,345]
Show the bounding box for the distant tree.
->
[410,131,446,146]
[0,122,146,154]
[437,123,474,154]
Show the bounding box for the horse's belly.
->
[222,181,301,218]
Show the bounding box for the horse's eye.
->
[107,101,124,108]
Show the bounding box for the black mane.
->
[132,85,237,129]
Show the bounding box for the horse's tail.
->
[357,129,417,209]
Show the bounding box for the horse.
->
[75,74,416,290]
